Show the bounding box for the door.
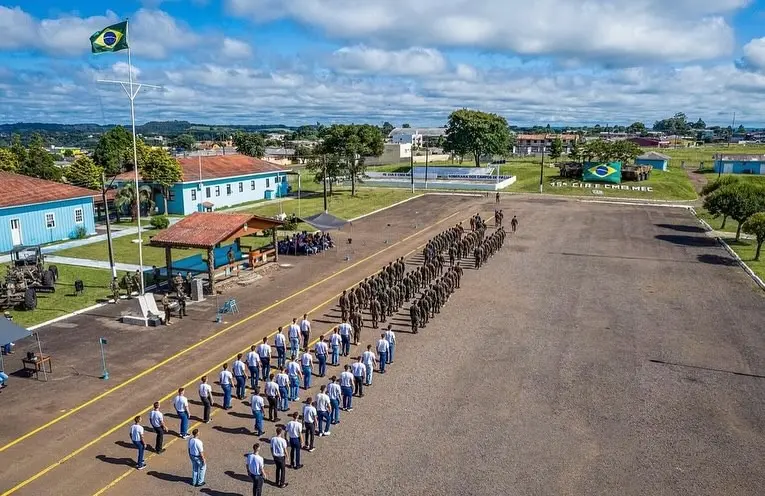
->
[9,218,22,246]
[723,163,733,174]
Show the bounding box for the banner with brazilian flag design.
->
[582,161,622,184]
[90,21,129,54]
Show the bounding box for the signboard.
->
[549,181,652,192]
[583,161,621,184]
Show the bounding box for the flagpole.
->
[127,38,145,296]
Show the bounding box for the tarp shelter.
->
[149,212,283,291]
[299,212,350,231]
[0,317,39,375]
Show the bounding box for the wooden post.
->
[165,246,173,291]
[272,228,278,262]
[207,247,215,293]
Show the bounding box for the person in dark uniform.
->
[511,215,518,232]
[162,294,172,325]
[351,311,363,345]
[339,290,349,322]
[409,303,419,334]
[152,266,161,287]
[369,297,380,329]
[379,291,388,323]
[495,191,500,204]
[177,290,187,319]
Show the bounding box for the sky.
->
[1,0,765,127]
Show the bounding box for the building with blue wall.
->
[117,154,290,215]
[713,154,765,175]
[0,172,97,253]
[636,151,670,172]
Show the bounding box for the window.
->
[215,186,220,197]
[226,184,232,195]
[238,182,243,193]
[266,178,270,188]
[191,189,197,201]
[275,176,280,183]
[250,180,255,190]
[45,212,56,229]
[74,208,83,224]
[205,187,211,198]
[168,190,176,202]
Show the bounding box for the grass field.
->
[726,239,765,281]
[661,145,765,170]
[1,264,125,328]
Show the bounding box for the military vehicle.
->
[1,246,57,311]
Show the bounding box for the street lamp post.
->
[538,139,546,194]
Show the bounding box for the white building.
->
[389,127,446,146]
[363,143,412,166]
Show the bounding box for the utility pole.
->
[539,139,546,194]
[424,147,430,190]
[728,112,736,148]
[322,154,328,213]
[410,145,415,193]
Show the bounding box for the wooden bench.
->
[248,248,276,267]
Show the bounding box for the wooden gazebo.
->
[149,212,283,291]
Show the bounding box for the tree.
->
[232,132,265,157]
[93,126,136,176]
[65,156,103,189]
[19,134,61,181]
[736,124,746,135]
[626,121,646,135]
[610,140,642,163]
[701,175,741,229]
[140,148,183,215]
[549,137,563,161]
[443,109,510,167]
[62,149,74,159]
[115,182,155,221]
[170,133,196,151]
[318,124,384,196]
[703,183,765,240]
[306,154,343,195]
[0,148,19,172]
[693,118,706,130]
[402,123,411,128]
[568,140,583,164]
[743,213,765,260]
[381,121,395,137]
[652,112,689,135]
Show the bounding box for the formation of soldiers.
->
[109,270,143,303]
[337,215,508,337]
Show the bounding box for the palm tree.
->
[115,182,155,221]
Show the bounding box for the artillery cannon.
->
[0,246,57,311]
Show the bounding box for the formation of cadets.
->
[130,211,513,496]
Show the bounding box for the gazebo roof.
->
[149,212,283,249]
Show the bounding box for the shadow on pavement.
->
[147,470,189,483]
[655,223,707,233]
[96,454,135,466]
[655,234,717,248]
[224,470,251,483]
[697,254,739,266]
[114,440,134,449]
[213,425,251,435]
[201,489,240,496]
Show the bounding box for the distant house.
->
[636,151,670,171]
[713,154,765,175]
[116,154,290,215]
[627,137,670,148]
[389,127,446,146]
[514,134,578,154]
[0,171,96,252]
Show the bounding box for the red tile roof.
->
[149,212,283,249]
[116,154,286,183]
[0,171,97,209]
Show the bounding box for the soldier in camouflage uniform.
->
[109,277,120,303]
[351,311,363,345]
[409,301,419,334]
[122,273,134,298]
[369,297,381,329]
[339,290,349,321]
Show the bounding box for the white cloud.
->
[740,37,765,72]
[221,37,253,59]
[130,9,199,59]
[331,45,447,76]
[111,62,141,79]
[225,0,742,64]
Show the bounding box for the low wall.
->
[361,176,516,191]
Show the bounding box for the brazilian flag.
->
[583,161,622,184]
[90,21,129,54]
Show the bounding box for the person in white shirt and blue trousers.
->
[288,318,300,360]
[233,354,247,400]
[286,412,303,469]
[327,377,342,425]
[385,324,396,364]
[251,386,265,436]
[276,369,290,411]
[301,351,313,389]
[274,327,286,370]
[339,321,352,357]
[314,336,328,377]
[246,345,260,389]
[377,334,389,373]
[130,415,146,469]
[219,363,234,409]
[286,360,301,402]
[339,365,354,411]
[316,385,332,436]
[257,338,271,383]
[188,428,206,487]
[174,388,190,438]
[330,330,341,366]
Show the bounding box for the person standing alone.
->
[198,376,213,423]
[148,402,167,453]
[173,387,190,438]
[130,415,146,470]
[188,428,206,487]
[246,442,266,496]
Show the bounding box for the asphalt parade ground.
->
[3,194,765,495]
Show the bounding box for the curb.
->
[689,207,765,291]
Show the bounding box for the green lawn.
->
[1,264,125,328]
[498,160,698,200]
[661,145,765,170]
[725,239,765,282]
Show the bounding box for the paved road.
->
[5,198,765,496]
[101,200,764,496]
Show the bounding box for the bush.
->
[72,225,88,239]
[150,215,170,230]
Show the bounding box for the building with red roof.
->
[115,154,290,215]
[0,171,97,252]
